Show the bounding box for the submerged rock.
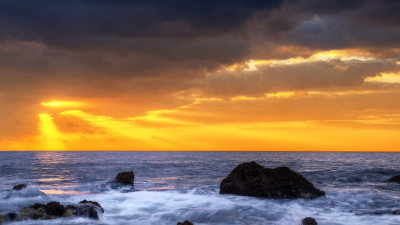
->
[219,162,325,199]
[5,186,47,199]
[363,209,400,215]
[12,184,27,191]
[1,200,104,222]
[177,220,194,225]
[386,174,400,183]
[116,171,134,185]
[302,217,318,225]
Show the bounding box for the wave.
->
[2,186,400,225]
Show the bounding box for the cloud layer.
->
[0,0,400,144]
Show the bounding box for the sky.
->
[0,0,400,150]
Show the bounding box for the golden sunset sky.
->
[0,0,399,150]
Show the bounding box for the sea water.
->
[0,151,400,225]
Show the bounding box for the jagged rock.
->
[12,184,27,191]
[2,200,104,222]
[116,171,134,185]
[66,200,104,220]
[302,217,318,225]
[79,200,104,213]
[31,201,65,217]
[17,207,52,220]
[386,174,400,183]
[220,162,325,199]
[177,220,194,225]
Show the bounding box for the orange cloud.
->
[1,90,400,151]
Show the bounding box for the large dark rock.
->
[116,171,134,185]
[177,220,194,225]
[12,184,27,191]
[386,174,400,183]
[219,162,325,199]
[302,217,318,225]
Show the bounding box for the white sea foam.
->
[1,152,400,224]
[3,188,396,225]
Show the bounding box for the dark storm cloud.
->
[297,0,365,14]
[285,0,400,48]
[1,1,400,93]
[1,0,400,53]
[0,0,281,85]
[0,0,283,47]
[0,0,398,100]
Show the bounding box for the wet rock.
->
[45,201,66,217]
[116,171,134,185]
[302,217,318,225]
[220,162,325,199]
[17,207,51,220]
[3,200,104,222]
[16,201,65,220]
[66,200,104,220]
[386,174,400,183]
[63,208,76,218]
[3,212,17,221]
[391,209,400,215]
[177,220,194,225]
[12,184,27,191]
[79,200,104,213]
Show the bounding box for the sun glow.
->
[38,113,65,150]
[41,100,85,108]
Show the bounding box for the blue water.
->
[1,151,400,225]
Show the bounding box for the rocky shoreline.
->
[1,162,400,224]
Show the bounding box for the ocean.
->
[0,151,400,225]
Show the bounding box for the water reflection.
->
[34,151,71,165]
[40,189,85,195]
[34,152,79,195]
